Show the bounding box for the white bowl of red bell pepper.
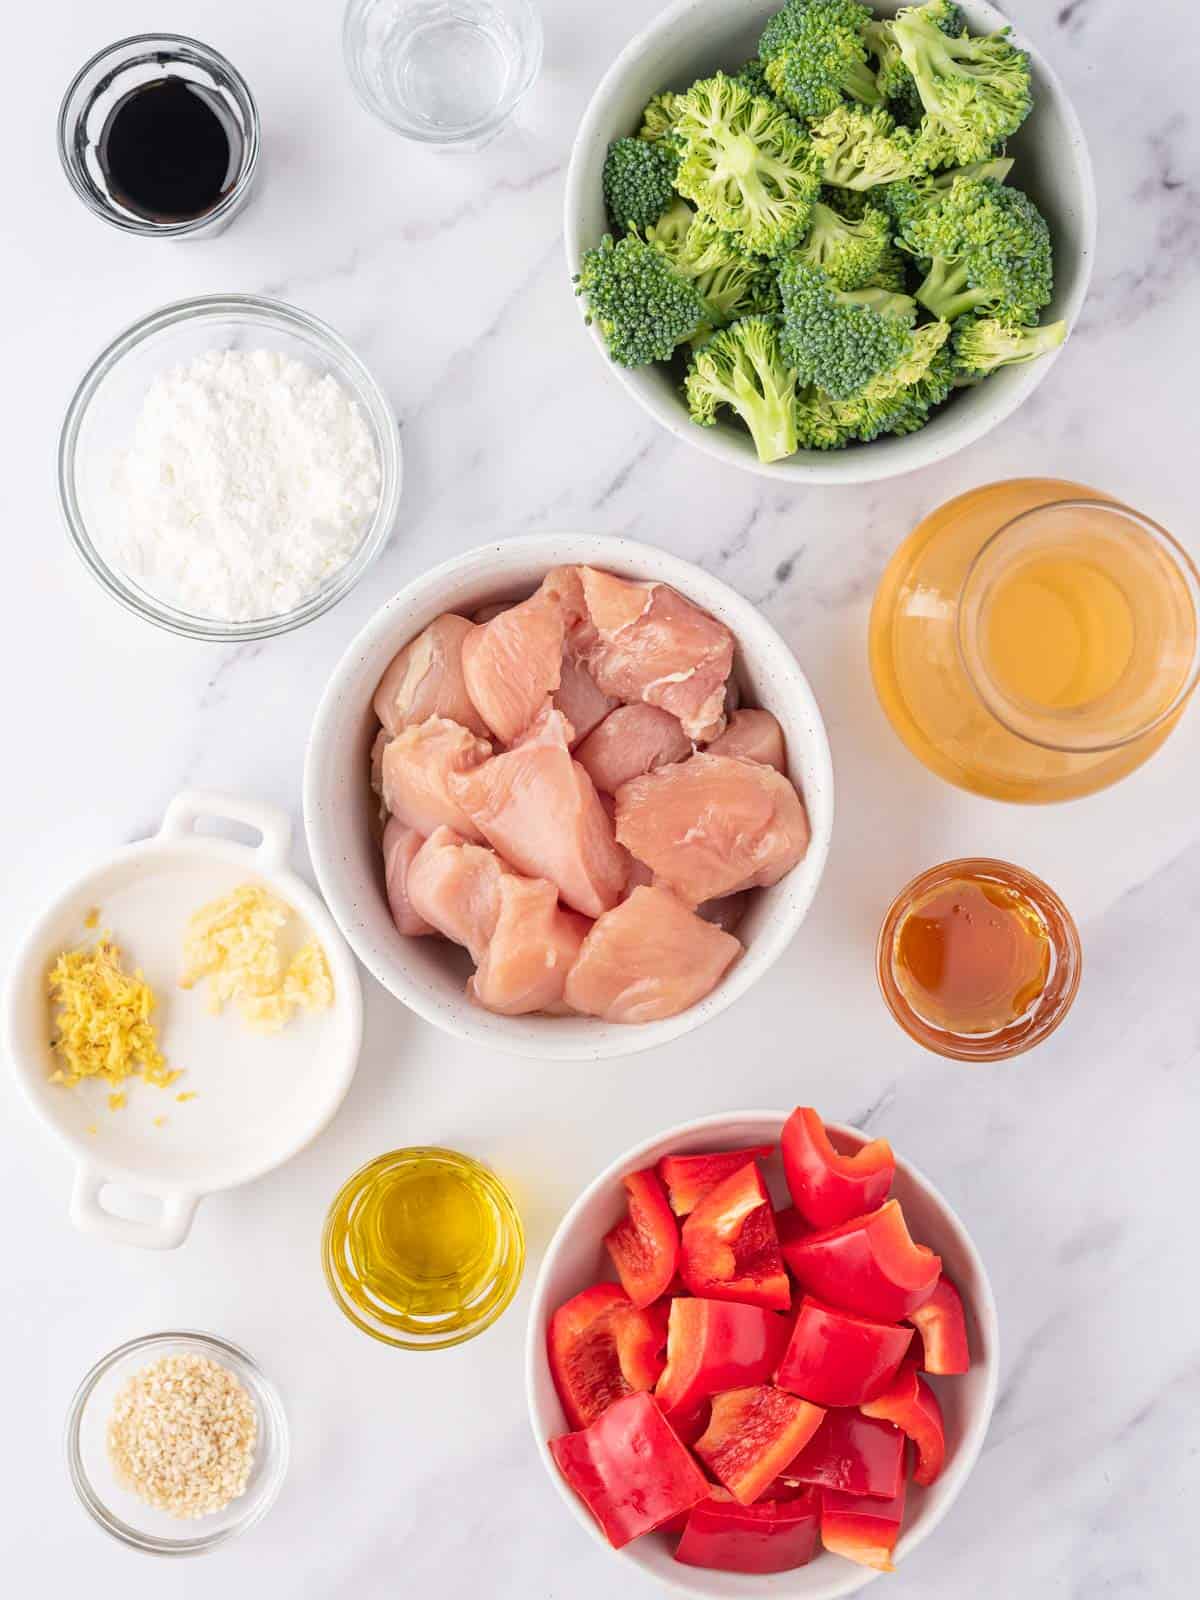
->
[526,1109,998,1595]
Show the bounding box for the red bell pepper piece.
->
[777,1296,913,1407]
[604,1168,679,1309]
[820,1479,907,1572]
[675,1488,820,1574]
[906,1273,971,1375]
[658,1146,775,1216]
[779,1199,941,1322]
[694,1385,825,1506]
[781,1107,895,1229]
[548,1283,667,1430]
[656,1297,791,1422]
[549,1390,709,1550]
[776,1409,905,1500]
[680,1163,791,1311]
[861,1360,946,1485]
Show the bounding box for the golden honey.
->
[322,1148,524,1349]
[877,860,1082,1063]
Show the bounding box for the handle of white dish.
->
[70,1169,200,1251]
[158,789,293,871]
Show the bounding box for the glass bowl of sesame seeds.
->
[65,1330,289,1555]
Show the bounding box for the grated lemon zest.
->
[179,884,333,1034]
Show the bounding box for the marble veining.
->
[2,1,1197,1595]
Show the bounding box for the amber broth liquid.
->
[870,480,1199,803]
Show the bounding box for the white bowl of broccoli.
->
[565,0,1096,483]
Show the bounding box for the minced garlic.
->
[47,937,179,1092]
[179,883,333,1033]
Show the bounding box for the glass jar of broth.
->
[322,1148,525,1350]
[869,479,1200,802]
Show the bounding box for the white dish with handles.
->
[5,790,363,1249]
[564,0,1097,484]
[526,1111,999,1598]
[304,534,834,1062]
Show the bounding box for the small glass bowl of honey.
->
[877,859,1082,1063]
[322,1148,525,1350]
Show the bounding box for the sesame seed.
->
[106,1353,257,1519]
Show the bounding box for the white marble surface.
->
[3,0,1198,1593]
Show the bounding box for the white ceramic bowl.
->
[565,0,1096,484]
[5,790,363,1248]
[304,535,833,1061]
[526,1112,999,1598]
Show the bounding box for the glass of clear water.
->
[344,0,543,146]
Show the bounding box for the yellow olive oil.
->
[322,1148,524,1349]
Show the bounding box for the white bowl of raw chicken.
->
[305,536,833,1060]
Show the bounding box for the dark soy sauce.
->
[97,77,241,223]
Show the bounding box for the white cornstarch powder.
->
[107,348,382,622]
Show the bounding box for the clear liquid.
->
[359,2,526,134]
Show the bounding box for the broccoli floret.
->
[793,199,894,290]
[900,176,1053,324]
[778,257,917,399]
[953,314,1067,380]
[864,242,910,292]
[809,104,931,190]
[646,206,779,325]
[731,58,772,99]
[879,155,1014,231]
[827,319,954,438]
[575,234,708,366]
[685,316,800,463]
[891,4,1032,164]
[637,91,687,175]
[759,0,882,120]
[868,1,966,105]
[821,183,870,218]
[603,137,678,232]
[674,74,820,256]
[796,385,859,449]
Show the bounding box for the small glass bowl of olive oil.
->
[322,1148,525,1350]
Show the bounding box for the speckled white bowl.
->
[304,535,833,1061]
[564,0,1096,484]
[526,1112,1000,1597]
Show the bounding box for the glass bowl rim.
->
[341,0,544,143]
[64,1328,289,1556]
[875,856,1083,1063]
[321,1146,527,1349]
[56,32,262,239]
[57,292,403,641]
[955,496,1200,754]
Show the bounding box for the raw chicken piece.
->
[575,704,692,794]
[451,707,629,917]
[370,728,390,796]
[615,753,810,905]
[697,891,751,936]
[470,875,590,1016]
[461,587,564,745]
[564,886,741,1023]
[576,568,734,742]
[554,653,617,748]
[406,826,507,962]
[374,614,488,738]
[706,709,786,772]
[380,716,492,843]
[472,598,524,624]
[381,818,434,937]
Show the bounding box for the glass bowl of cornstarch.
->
[58,294,403,640]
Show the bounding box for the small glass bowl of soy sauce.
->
[58,34,260,239]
